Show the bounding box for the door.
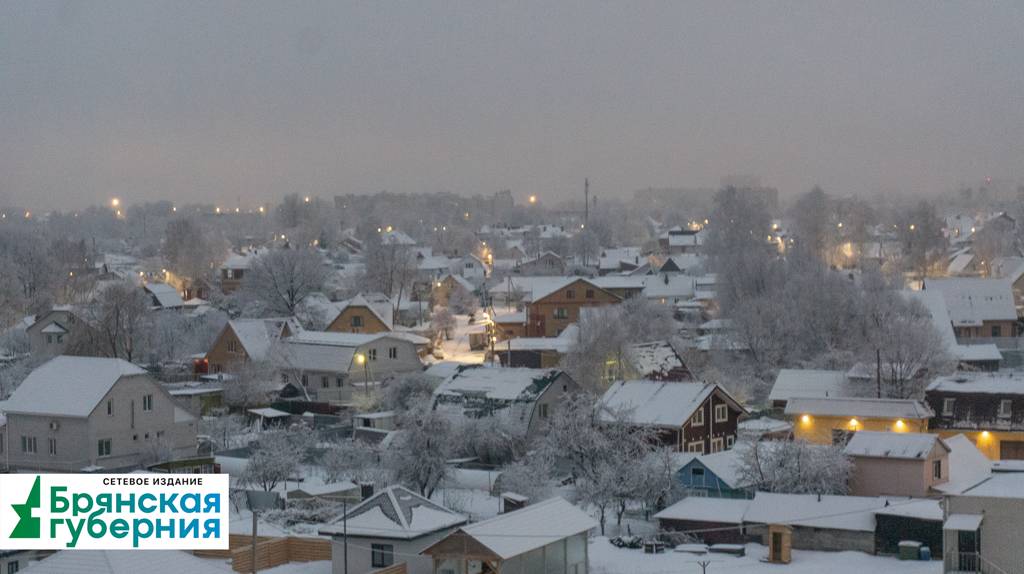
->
[999,440,1024,460]
[771,531,783,561]
[958,529,979,572]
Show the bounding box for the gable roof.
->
[923,278,1017,326]
[784,397,934,420]
[143,282,184,308]
[768,369,851,404]
[530,277,620,303]
[599,380,745,428]
[320,486,465,539]
[435,366,564,402]
[3,356,148,417]
[435,497,596,560]
[671,447,747,488]
[26,549,229,574]
[932,434,992,495]
[226,318,296,361]
[655,496,750,524]
[331,293,393,330]
[843,431,947,460]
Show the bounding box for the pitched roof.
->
[671,447,747,488]
[655,496,750,524]
[923,277,1017,325]
[3,356,148,417]
[278,341,355,373]
[435,366,564,402]
[332,293,393,330]
[25,549,229,574]
[932,434,992,495]
[446,497,596,559]
[599,380,745,427]
[743,492,889,532]
[927,371,1024,395]
[768,369,852,404]
[784,397,934,420]
[530,277,618,303]
[320,486,465,539]
[625,341,691,380]
[227,318,295,361]
[143,282,184,308]
[843,431,947,460]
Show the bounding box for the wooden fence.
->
[193,535,331,572]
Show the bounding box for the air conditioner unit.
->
[49,421,60,431]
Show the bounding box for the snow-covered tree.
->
[737,440,852,495]
[381,372,435,412]
[387,405,453,497]
[448,286,479,316]
[222,360,280,409]
[199,414,248,451]
[163,217,225,284]
[322,440,390,487]
[245,248,328,316]
[67,282,151,361]
[430,307,455,341]
[240,431,306,492]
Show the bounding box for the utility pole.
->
[584,178,589,228]
[876,348,882,399]
[343,499,349,574]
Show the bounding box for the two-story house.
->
[524,277,621,337]
[923,278,1019,340]
[2,356,197,471]
[325,293,394,334]
[218,249,262,294]
[203,317,298,374]
[926,371,1024,460]
[25,306,93,358]
[599,380,748,453]
[842,431,950,497]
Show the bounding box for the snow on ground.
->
[258,561,332,574]
[589,538,941,574]
[435,315,486,364]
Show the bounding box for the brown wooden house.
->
[598,380,747,453]
[524,278,621,337]
[325,293,393,334]
[204,318,296,374]
[926,371,1024,460]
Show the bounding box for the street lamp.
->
[528,195,537,204]
[111,198,120,208]
[355,353,369,397]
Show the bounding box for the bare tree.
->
[245,248,328,315]
[737,440,852,495]
[67,282,151,361]
[386,405,453,498]
[240,431,305,492]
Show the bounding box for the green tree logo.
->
[10,477,41,539]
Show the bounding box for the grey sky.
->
[2,1,1023,210]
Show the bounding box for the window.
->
[539,404,550,419]
[942,398,955,416]
[585,289,595,299]
[21,436,37,454]
[142,394,153,412]
[156,431,164,439]
[227,340,239,353]
[933,460,943,480]
[336,377,344,388]
[710,437,724,453]
[691,467,705,477]
[553,308,569,319]
[56,334,63,343]
[8,560,19,573]
[48,438,57,456]
[351,315,363,328]
[98,439,112,457]
[992,325,1002,337]
[46,334,53,344]
[371,544,394,568]
[726,435,735,448]
[301,374,309,387]
[687,441,705,454]
[714,404,728,423]
[321,376,329,389]
[388,346,398,359]
[691,408,704,427]
[1000,399,1013,418]
[107,400,113,416]
[565,289,575,299]
[368,349,377,361]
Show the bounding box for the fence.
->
[193,535,331,572]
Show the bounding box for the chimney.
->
[360,482,375,501]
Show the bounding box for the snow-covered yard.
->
[589,538,941,574]
[434,314,487,364]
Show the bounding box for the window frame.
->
[687,441,705,454]
[691,407,704,427]
[371,544,395,568]
[142,394,154,412]
[942,398,955,416]
[98,438,112,458]
[999,399,1013,419]
[933,459,942,480]
[48,437,57,456]
[710,437,724,453]
[714,403,728,423]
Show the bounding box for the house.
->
[421,497,596,574]
[433,366,578,440]
[923,278,1019,340]
[433,273,478,309]
[768,368,873,410]
[925,371,1024,460]
[26,306,92,358]
[597,247,644,276]
[657,254,702,274]
[204,317,298,374]
[598,380,748,453]
[458,254,488,283]
[495,324,577,368]
[524,277,621,337]
[641,274,696,307]
[219,249,262,294]
[659,226,704,255]
[942,472,1024,574]
[515,251,566,276]
[325,293,394,334]
[142,282,184,310]
[655,496,750,545]
[23,549,229,574]
[618,341,692,381]
[590,276,647,300]
[743,492,893,554]
[1,356,197,471]
[492,311,527,340]
[842,431,950,497]
[785,396,934,445]
[321,486,467,574]
[907,289,1003,370]
[672,447,752,499]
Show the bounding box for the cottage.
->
[515,251,566,276]
[26,306,92,358]
[421,497,596,574]
[433,366,578,440]
[672,447,752,499]
[458,254,489,283]
[204,317,298,374]
[659,226,704,255]
[943,472,1024,573]
[524,277,621,337]
[320,486,467,574]
[218,249,262,294]
[325,293,394,334]
[843,431,950,497]
[926,371,1024,460]
[2,356,197,471]
[923,278,1018,340]
[599,380,747,453]
[785,396,934,445]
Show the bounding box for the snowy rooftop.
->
[784,397,934,420]
[640,274,696,299]
[278,341,355,373]
[228,318,296,361]
[625,341,688,379]
[320,485,465,539]
[655,496,750,524]
[590,276,646,291]
[744,492,893,532]
[923,277,1017,325]
[842,431,946,460]
[927,371,1024,395]
[506,324,578,352]
[932,434,992,495]
[450,497,596,560]
[435,366,563,402]
[24,549,229,574]
[599,380,721,427]
[768,369,850,404]
[671,447,747,488]
[331,293,394,330]
[4,356,147,417]
[961,472,1024,499]
[873,499,943,521]
[738,417,792,434]
[143,282,184,308]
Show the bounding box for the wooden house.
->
[926,371,1024,460]
[785,397,934,445]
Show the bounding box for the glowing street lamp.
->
[528,195,537,204]
[355,353,370,397]
[111,198,121,208]
[304,196,311,203]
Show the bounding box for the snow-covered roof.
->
[768,369,850,404]
[506,324,578,353]
[590,276,646,291]
[924,278,1017,326]
[843,431,947,460]
[423,361,469,380]
[448,497,596,559]
[418,255,454,272]
[279,340,355,373]
[25,549,229,574]
[599,247,643,270]
[655,496,750,524]
[248,407,289,418]
[641,274,696,299]
[331,293,394,330]
[143,282,184,308]
[953,344,1002,363]
[927,371,1024,395]
[784,397,934,420]
[435,367,564,402]
[492,311,526,324]
[320,486,465,539]
[226,318,296,361]
[738,417,792,436]
[288,480,358,497]
[945,513,984,531]
[744,492,891,532]
[529,277,615,303]
[220,249,262,270]
[947,253,975,275]
[599,380,743,427]
[625,341,689,380]
[3,356,147,417]
[440,272,476,293]
[932,434,992,495]
[960,472,1024,499]
[40,322,68,334]
[671,447,747,488]
[873,499,943,521]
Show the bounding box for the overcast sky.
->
[2,2,1023,210]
